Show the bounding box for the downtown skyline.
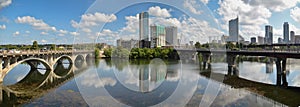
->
[0,0,300,45]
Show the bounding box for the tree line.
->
[102,47,179,59]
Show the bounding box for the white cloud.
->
[59,29,68,34]
[57,29,68,36]
[218,0,272,40]
[201,0,209,5]
[81,12,117,23]
[97,29,119,38]
[245,0,300,12]
[40,31,48,35]
[25,30,30,33]
[80,73,116,88]
[0,0,12,9]
[0,24,6,29]
[70,32,79,36]
[120,15,139,33]
[183,0,203,15]
[15,16,57,31]
[13,31,19,36]
[71,12,117,33]
[148,6,171,18]
[291,7,300,23]
[41,39,47,43]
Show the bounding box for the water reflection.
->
[2,57,299,106]
[0,56,89,106]
[100,59,179,106]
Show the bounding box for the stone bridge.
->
[0,50,95,106]
[0,50,94,83]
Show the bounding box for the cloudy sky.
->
[0,0,300,45]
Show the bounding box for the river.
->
[1,57,300,106]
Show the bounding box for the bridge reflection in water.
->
[198,56,300,107]
[0,52,94,106]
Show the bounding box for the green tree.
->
[226,42,235,49]
[103,48,112,58]
[95,48,100,58]
[161,49,169,59]
[32,41,39,50]
[195,42,201,49]
[50,44,56,50]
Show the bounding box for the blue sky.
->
[1,0,300,45]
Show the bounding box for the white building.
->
[165,26,178,46]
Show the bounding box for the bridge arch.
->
[3,58,52,75]
[52,55,74,78]
[74,54,85,68]
[53,55,73,65]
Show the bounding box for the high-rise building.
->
[265,25,273,44]
[257,36,264,45]
[165,26,178,46]
[150,24,166,47]
[250,37,256,44]
[295,35,300,44]
[291,31,295,44]
[283,22,289,43]
[278,37,283,44]
[228,17,239,42]
[139,12,150,48]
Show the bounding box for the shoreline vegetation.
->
[98,47,180,59]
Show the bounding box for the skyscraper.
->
[139,12,150,48]
[165,26,178,46]
[283,22,289,43]
[291,31,295,44]
[150,24,166,48]
[250,37,256,44]
[265,25,273,44]
[257,36,264,45]
[228,17,239,42]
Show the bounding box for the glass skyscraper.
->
[265,25,273,44]
[283,22,289,43]
[139,12,150,48]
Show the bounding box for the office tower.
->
[165,26,178,46]
[139,12,150,48]
[283,22,289,43]
[265,25,273,44]
[295,35,300,43]
[250,37,256,44]
[228,17,239,42]
[278,38,283,44]
[257,36,264,45]
[291,31,295,44]
[150,24,166,48]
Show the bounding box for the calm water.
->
[2,57,300,106]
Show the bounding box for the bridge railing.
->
[0,50,83,56]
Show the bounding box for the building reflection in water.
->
[265,61,273,73]
[138,60,168,92]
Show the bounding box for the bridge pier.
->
[3,57,11,69]
[10,57,17,64]
[202,53,211,70]
[275,58,288,86]
[227,54,238,76]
